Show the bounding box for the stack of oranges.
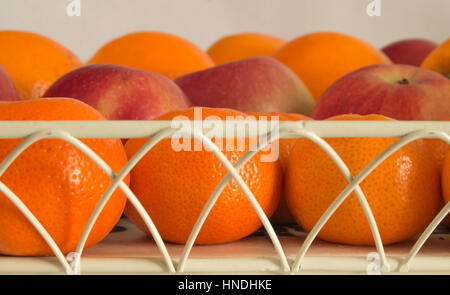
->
[0,29,448,258]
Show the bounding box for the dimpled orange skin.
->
[88,31,215,80]
[0,31,83,100]
[423,119,450,227]
[440,149,450,226]
[124,107,283,244]
[421,38,450,78]
[246,112,310,224]
[285,114,441,245]
[0,98,129,256]
[272,32,391,101]
[207,32,286,65]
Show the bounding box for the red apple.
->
[0,64,19,101]
[312,64,450,120]
[382,39,438,67]
[44,64,191,120]
[175,56,314,115]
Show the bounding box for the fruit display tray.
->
[0,120,449,275]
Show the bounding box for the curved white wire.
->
[54,129,177,274]
[74,127,177,273]
[0,128,178,274]
[175,127,290,272]
[398,131,450,272]
[283,128,388,273]
[291,129,450,273]
[0,130,79,274]
[400,202,450,272]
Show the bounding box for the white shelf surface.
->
[1,218,448,275]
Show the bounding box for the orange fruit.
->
[207,32,285,65]
[426,138,449,173]
[88,31,214,80]
[285,114,441,245]
[425,118,450,227]
[272,32,391,101]
[0,30,83,100]
[0,98,129,256]
[246,111,310,224]
[420,117,450,177]
[421,38,450,78]
[124,107,282,244]
[440,149,450,226]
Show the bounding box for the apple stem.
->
[396,78,409,85]
[444,73,450,79]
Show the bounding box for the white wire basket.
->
[0,119,449,275]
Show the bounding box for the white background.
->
[0,0,449,62]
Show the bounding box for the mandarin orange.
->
[272,32,391,101]
[207,32,285,65]
[0,31,83,100]
[421,38,450,78]
[124,107,282,244]
[0,98,129,256]
[88,31,214,79]
[285,114,441,245]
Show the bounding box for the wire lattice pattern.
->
[0,120,448,275]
